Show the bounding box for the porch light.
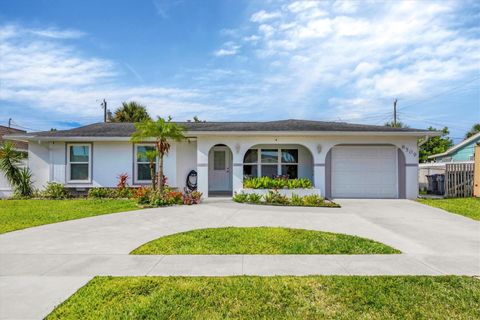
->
[235,143,241,154]
[317,144,322,153]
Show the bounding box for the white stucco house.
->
[5,119,438,199]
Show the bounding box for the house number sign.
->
[401,145,417,158]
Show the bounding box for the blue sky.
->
[0,0,479,142]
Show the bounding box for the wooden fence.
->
[445,162,474,198]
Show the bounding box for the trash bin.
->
[436,174,445,195]
[426,174,438,194]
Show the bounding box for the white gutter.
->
[418,135,430,147]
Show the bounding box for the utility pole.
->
[101,99,107,123]
[393,98,398,127]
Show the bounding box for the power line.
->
[330,111,393,123]
[397,77,480,111]
[8,120,43,132]
[399,115,472,132]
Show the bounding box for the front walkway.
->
[0,199,478,319]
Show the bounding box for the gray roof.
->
[14,119,431,138]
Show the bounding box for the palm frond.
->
[0,141,22,186]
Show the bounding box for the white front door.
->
[209,146,231,191]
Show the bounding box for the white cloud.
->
[243,34,261,42]
[152,0,183,18]
[332,0,358,14]
[213,41,240,56]
[353,62,380,75]
[235,0,479,121]
[250,10,282,23]
[332,16,370,36]
[286,1,320,13]
[258,24,275,37]
[289,18,332,39]
[28,27,85,39]
[213,48,238,56]
[0,24,221,122]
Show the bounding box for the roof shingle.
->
[10,119,431,138]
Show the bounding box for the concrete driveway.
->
[0,199,478,319]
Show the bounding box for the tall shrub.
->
[15,167,34,198]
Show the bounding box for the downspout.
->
[48,142,54,182]
[418,135,429,147]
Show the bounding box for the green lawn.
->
[47,276,480,320]
[131,227,400,254]
[418,198,480,221]
[0,199,140,234]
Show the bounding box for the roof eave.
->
[190,130,438,137]
[5,130,438,142]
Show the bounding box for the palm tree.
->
[131,117,186,192]
[465,123,480,139]
[384,121,409,128]
[0,141,22,187]
[113,101,151,122]
[0,141,33,197]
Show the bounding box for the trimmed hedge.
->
[243,177,313,189]
[233,191,339,207]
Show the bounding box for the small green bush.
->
[290,193,303,206]
[115,187,134,199]
[302,194,325,206]
[183,191,202,205]
[133,186,152,204]
[248,193,262,203]
[144,189,201,207]
[232,191,337,208]
[88,187,117,199]
[264,191,289,205]
[243,177,312,189]
[233,192,249,203]
[41,182,70,199]
[149,190,172,206]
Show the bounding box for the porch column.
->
[196,140,209,197]
[232,163,243,193]
[314,164,325,196]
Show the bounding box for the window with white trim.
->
[243,148,298,179]
[67,144,91,183]
[134,144,157,183]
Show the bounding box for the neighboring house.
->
[0,125,28,151]
[6,119,438,199]
[0,125,28,198]
[428,132,480,162]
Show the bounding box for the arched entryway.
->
[208,144,233,196]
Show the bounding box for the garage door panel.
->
[332,146,398,198]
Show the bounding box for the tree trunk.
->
[158,154,164,192]
[149,161,156,190]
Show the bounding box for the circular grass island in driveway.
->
[130,227,400,255]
